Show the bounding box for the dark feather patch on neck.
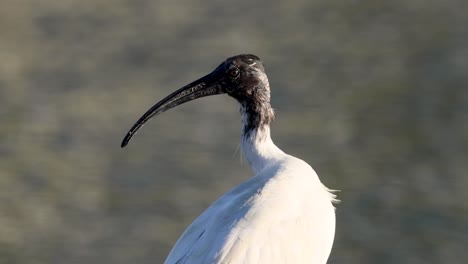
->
[240,86,274,138]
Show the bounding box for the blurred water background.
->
[1,0,467,263]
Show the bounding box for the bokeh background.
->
[1,0,467,263]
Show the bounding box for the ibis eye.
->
[228,68,240,78]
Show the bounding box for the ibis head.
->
[121,54,274,148]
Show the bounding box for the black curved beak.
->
[121,69,226,148]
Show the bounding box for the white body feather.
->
[165,128,336,264]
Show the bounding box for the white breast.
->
[164,156,336,264]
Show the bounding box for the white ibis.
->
[121,54,337,263]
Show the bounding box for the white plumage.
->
[165,128,336,264]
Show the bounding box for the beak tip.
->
[121,134,131,148]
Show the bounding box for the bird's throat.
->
[240,98,274,139]
[240,102,283,174]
